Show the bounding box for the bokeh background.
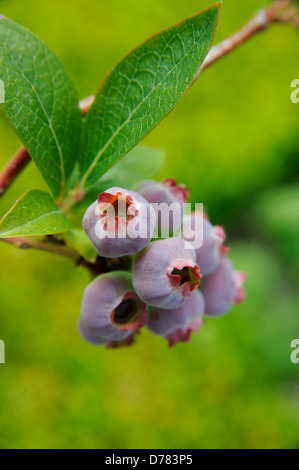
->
[0,0,299,449]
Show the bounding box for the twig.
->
[196,1,296,77]
[200,10,269,73]
[1,236,80,261]
[0,235,130,276]
[0,147,31,198]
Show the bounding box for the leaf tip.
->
[211,1,222,12]
[200,1,222,25]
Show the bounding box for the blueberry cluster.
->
[80,179,246,348]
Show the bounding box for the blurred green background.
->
[0,0,299,449]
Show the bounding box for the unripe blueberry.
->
[147,290,205,347]
[182,211,229,276]
[79,272,146,346]
[82,187,156,258]
[201,258,247,317]
[133,238,202,309]
[135,178,189,232]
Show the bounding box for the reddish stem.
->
[0,147,31,198]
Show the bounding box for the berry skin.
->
[135,178,189,205]
[135,178,189,232]
[182,211,229,276]
[201,258,247,317]
[147,290,205,347]
[133,238,202,310]
[82,187,156,258]
[79,272,146,346]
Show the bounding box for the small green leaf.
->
[0,190,72,237]
[0,16,81,199]
[62,229,97,262]
[80,3,221,189]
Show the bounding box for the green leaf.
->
[0,16,81,199]
[80,3,221,190]
[61,229,97,262]
[0,190,72,237]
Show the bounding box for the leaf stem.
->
[58,187,86,214]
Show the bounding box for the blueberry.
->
[201,258,246,316]
[79,272,146,346]
[133,238,201,309]
[82,187,156,257]
[182,211,229,275]
[135,178,189,233]
[147,290,205,347]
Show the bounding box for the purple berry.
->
[136,178,189,205]
[182,211,229,275]
[79,272,146,347]
[133,238,202,309]
[201,258,247,317]
[135,178,189,232]
[82,187,156,257]
[147,290,205,347]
